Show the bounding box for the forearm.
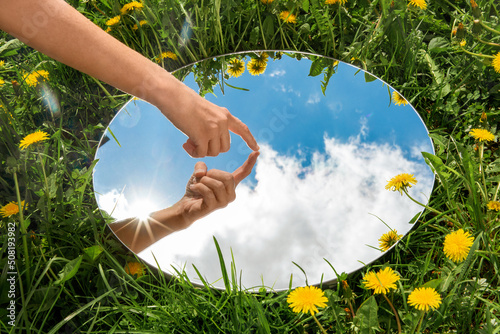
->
[0,0,184,114]
[109,203,186,253]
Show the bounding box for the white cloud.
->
[306,93,321,105]
[269,69,286,77]
[139,135,434,291]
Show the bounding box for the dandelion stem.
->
[459,45,495,59]
[402,188,460,226]
[14,171,31,284]
[382,294,402,334]
[479,142,488,201]
[476,36,500,47]
[414,310,425,334]
[479,20,500,35]
[311,313,328,334]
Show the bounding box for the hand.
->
[175,150,260,227]
[158,83,260,158]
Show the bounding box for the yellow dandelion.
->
[443,229,474,262]
[392,91,408,106]
[287,286,328,315]
[460,39,466,47]
[0,78,4,87]
[280,11,297,24]
[156,51,178,63]
[469,128,495,142]
[0,201,25,218]
[124,262,145,277]
[22,70,50,87]
[408,0,427,10]
[362,267,400,294]
[261,0,274,3]
[0,60,5,67]
[106,15,121,26]
[493,53,500,74]
[227,58,245,78]
[379,230,403,251]
[385,173,417,193]
[247,59,267,76]
[408,287,442,312]
[120,1,144,15]
[487,200,500,211]
[132,20,148,30]
[19,130,50,150]
[325,0,347,4]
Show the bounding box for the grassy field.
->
[1,0,499,333]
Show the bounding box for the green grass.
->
[1,0,500,333]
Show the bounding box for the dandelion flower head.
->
[156,51,178,62]
[23,70,50,87]
[19,130,50,150]
[1,201,25,218]
[227,58,245,78]
[362,267,400,294]
[247,59,267,76]
[392,91,408,106]
[0,78,4,87]
[493,53,500,74]
[469,128,495,142]
[120,1,144,15]
[408,0,427,10]
[487,200,500,211]
[260,0,274,4]
[106,15,121,26]
[460,40,466,47]
[385,173,417,193]
[280,11,297,24]
[0,60,5,67]
[132,20,148,30]
[325,0,347,4]
[408,287,442,312]
[379,230,403,251]
[125,262,145,277]
[287,286,328,315]
[443,229,474,262]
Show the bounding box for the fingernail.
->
[195,169,205,174]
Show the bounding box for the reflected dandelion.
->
[392,91,408,106]
[227,58,245,78]
[443,229,474,262]
[23,70,49,87]
[247,59,267,76]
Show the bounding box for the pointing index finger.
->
[232,151,260,186]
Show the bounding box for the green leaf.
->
[364,72,377,83]
[83,245,103,262]
[55,255,83,285]
[309,58,324,77]
[428,37,450,53]
[354,295,380,334]
[302,0,310,12]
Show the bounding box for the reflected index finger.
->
[232,151,260,186]
[228,115,260,152]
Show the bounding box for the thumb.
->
[232,151,259,186]
[183,139,197,157]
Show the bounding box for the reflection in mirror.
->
[93,51,435,291]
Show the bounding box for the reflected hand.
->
[176,151,260,228]
[159,84,260,157]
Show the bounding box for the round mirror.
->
[93,51,435,291]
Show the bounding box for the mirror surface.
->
[93,51,435,290]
